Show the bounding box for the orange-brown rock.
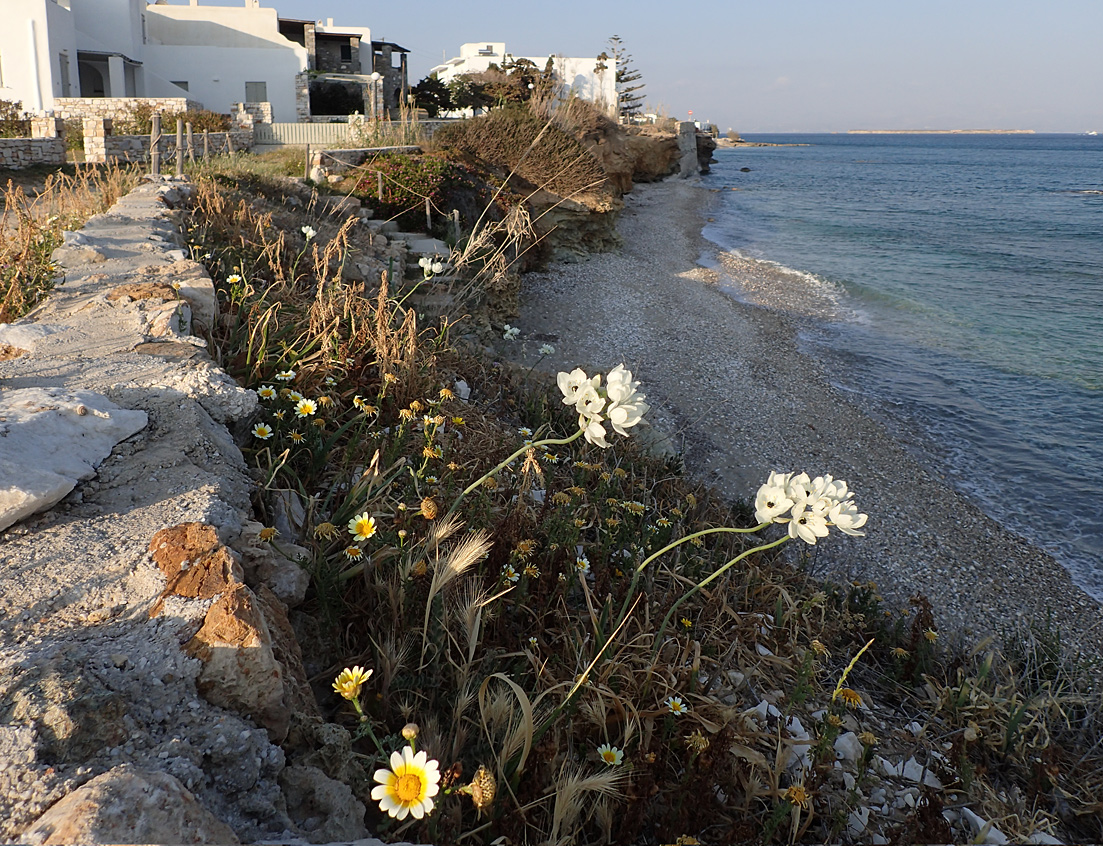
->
[253,584,320,720]
[106,282,179,302]
[148,523,243,616]
[20,765,239,845]
[184,583,290,742]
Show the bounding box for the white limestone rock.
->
[0,388,147,531]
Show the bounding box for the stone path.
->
[0,178,399,843]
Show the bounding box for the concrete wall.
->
[0,0,79,113]
[70,0,144,64]
[144,4,307,121]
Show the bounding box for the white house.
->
[0,0,402,122]
[430,42,616,115]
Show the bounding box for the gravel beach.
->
[514,177,1103,667]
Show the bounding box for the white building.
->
[430,42,616,115]
[0,0,401,122]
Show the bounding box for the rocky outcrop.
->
[0,180,309,841]
[527,188,624,263]
[697,132,719,174]
[19,766,241,845]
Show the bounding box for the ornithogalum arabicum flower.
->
[753,472,867,545]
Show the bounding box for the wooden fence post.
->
[227,132,235,154]
[203,129,209,158]
[377,170,383,201]
[186,121,194,163]
[304,143,310,180]
[150,113,161,175]
[425,197,432,232]
[175,118,184,176]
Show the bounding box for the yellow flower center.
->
[601,750,617,763]
[395,772,423,802]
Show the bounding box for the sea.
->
[701,133,1103,600]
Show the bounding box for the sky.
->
[176,0,1102,133]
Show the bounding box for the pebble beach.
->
[514,177,1103,669]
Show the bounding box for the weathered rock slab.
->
[0,387,147,531]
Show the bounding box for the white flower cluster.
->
[418,256,445,276]
[557,364,649,448]
[754,472,868,545]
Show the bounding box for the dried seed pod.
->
[468,764,496,815]
[419,497,438,520]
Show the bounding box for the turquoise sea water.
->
[702,134,1103,599]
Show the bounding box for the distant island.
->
[848,129,1035,134]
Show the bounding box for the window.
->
[245,81,267,102]
[340,44,352,61]
[172,81,189,92]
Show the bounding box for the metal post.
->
[186,121,194,163]
[377,170,383,201]
[150,113,161,175]
[175,118,184,177]
[203,129,209,158]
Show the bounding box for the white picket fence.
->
[254,122,354,147]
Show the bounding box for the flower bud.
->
[401,723,419,740]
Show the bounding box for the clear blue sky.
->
[181,0,1103,132]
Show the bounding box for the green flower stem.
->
[442,428,584,523]
[614,525,770,634]
[652,534,791,657]
[351,697,387,757]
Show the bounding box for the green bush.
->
[0,99,30,139]
[353,153,481,235]
[115,103,230,136]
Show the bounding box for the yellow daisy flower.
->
[597,743,624,766]
[348,512,377,541]
[371,746,441,820]
[332,665,372,700]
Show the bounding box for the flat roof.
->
[371,40,410,53]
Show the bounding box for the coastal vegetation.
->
[4,101,1100,843]
[174,123,1103,844]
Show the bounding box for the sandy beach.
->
[513,177,1103,666]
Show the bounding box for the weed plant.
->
[1,162,142,323]
[182,151,1103,845]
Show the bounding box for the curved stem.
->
[652,535,791,657]
[614,524,770,630]
[442,428,584,523]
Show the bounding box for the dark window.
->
[340,44,352,61]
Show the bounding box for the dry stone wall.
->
[0,179,390,843]
[51,97,202,122]
[0,138,65,170]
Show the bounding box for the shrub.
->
[352,152,481,235]
[0,99,31,139]
[114,103,230,136]
[435,106,607,199]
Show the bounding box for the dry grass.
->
[0,162,141,322]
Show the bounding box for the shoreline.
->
[513,177,1103,667]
